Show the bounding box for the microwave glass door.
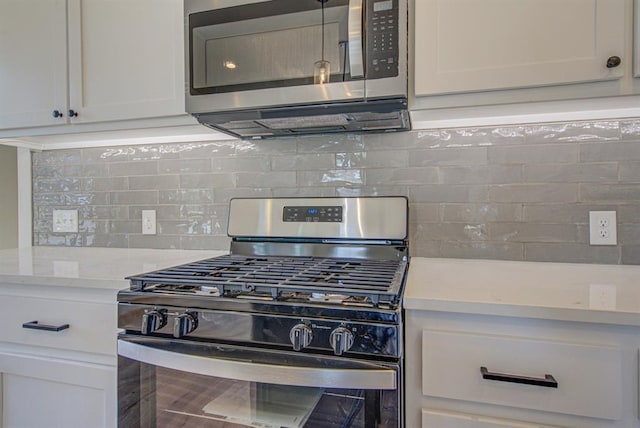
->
[189,0,359,95]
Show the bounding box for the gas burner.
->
[128,254,406,308]
[309,293,348,303]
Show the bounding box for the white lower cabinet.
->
[406,310,640,428]
[0,352,115,428]
[422,408,560,428]
[0,285,117,428]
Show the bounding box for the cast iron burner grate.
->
[127,254,407,308]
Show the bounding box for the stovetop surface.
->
[127,254,407,309]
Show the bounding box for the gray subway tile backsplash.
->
[366,167,439,186]
[235,171,297,188]
[158,158,210,174]
[129,175,180,190]
[109,190,158,205]
[488,144,578,164]
[408,147,487,166]
[621,119,640,139]
[210,156,270,172]
[524,121,621,144]
[441,203,523,223]
[619,162,640,182]
[272,153,336,170]
[489,183,578,203]
[31,119,640,264]
[411,185,490,204]
[179,173,234,189]
[83,177,128,192]
[439,165,522,185]
[580,141,640,162]
[524,163,618,183]
[297,169,364,187]
[580,184,640,202]
[109,160,158,176]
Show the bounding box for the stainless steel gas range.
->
[117,196,409,428]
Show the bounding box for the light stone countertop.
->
[2,249,639,327]
[405,257,640,327]
[0,247,225,290]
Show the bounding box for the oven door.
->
[118,334,401,427]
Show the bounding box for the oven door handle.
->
[118,339,396,390]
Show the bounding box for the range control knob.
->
[173,311,198,338]
[289,323,314,351]
[141,309,167,335]
[329,326,355,356]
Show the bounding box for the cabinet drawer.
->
[422,408,560,428]
[0,295,115,356]
[422,330,622,420]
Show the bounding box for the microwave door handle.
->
[348,0,364,78]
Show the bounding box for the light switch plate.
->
[53,209,78,233]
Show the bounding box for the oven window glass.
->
[119,356,399,427]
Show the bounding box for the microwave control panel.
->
[366,0,399,79]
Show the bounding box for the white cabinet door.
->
[0,352,116,428]
[422,408,560,428]
[0,0,68,129]
[635,0,640,77]
[67,0,185,123]
[0,0,185,131]
[414,0,625,96]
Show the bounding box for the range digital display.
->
[283,206,343,223]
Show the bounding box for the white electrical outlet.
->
[142,210,157,235]
[53,209,78,233]
[589,211,617,245]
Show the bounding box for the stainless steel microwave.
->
[184,0,410,139]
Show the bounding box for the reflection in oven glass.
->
[152,367,397,427]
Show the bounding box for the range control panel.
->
[366,0,399,79]
[283,206,343,223]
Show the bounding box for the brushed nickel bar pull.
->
[480,366,558,388]
[22,321,70,332]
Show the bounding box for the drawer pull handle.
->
[480,366,558,388]
[22,321,70,332]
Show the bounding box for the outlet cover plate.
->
[589,211,617,245]
[53,209,78,233]
[142,210,157,235]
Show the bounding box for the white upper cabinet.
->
[67,0,185,123]
[0,0,185,130]
[414,0,626,97]
[0,0,68,129]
